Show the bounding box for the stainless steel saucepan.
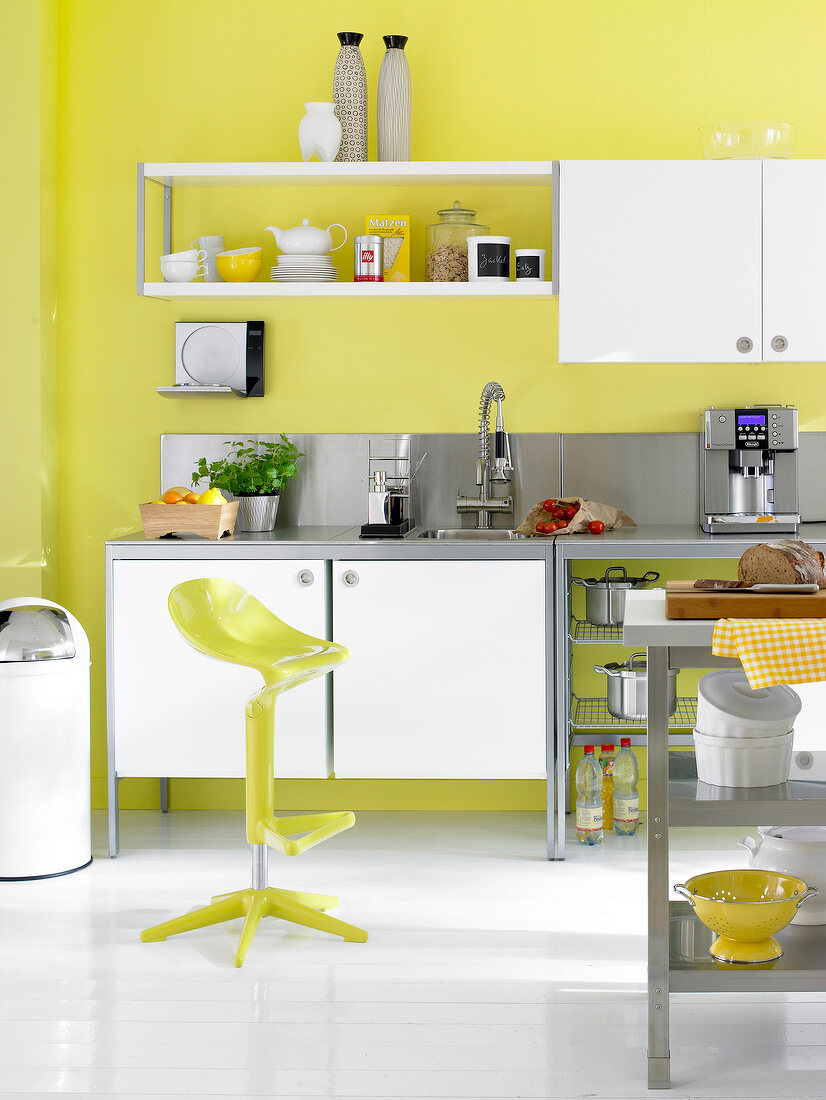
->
[593,652,678,720]
[572,566,660,625]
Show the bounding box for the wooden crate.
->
[139,500,239,540]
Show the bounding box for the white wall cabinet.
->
[111,559,329,778]
[558,160,763,364]
[762,160,826,363]
[331,560,547,779]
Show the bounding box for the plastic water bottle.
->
[575,745,603,845]
[599,743,615,832]
[613,737,640,836]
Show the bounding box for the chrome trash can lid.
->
[0,606,76,662]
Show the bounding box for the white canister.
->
[740,826,826,925]
[514,248,546,280]
[467,235,511,282]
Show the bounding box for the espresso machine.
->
[700,405,799,534]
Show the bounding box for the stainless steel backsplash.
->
[161,432,826,529]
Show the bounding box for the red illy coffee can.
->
[354,235,383,281]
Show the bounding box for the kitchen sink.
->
[416,528,526,540]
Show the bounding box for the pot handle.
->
[738,835,759,856]
[593,663,618,677]
[673,884,695,907]
[629,652,647,670]
[571,577,589,587]
[326,223,348,252]
[641,571,660,585]
[604,566,628,587]
[796,886,820,909]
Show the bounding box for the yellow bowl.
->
[215,247,263,282]
[675,869,818,963]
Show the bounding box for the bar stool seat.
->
[140,578,367,966]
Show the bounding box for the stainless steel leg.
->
[647,645,671,1089]
[552,555,572,859]
[108,772,119,858]
[545,554,557,859]
[160,778,169,814]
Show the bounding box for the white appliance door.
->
[763,160,826,363]
[558,160,763,363]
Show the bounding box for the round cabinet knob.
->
[771,335,789,353]
[342,570,360,588]
[297,570,314,586]
[736,337,753,354]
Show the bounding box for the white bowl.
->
[740,826,826,925]
[696,671,800,738]
[160,259,202,283]
[693,727,794,788]
[161,248,201,262]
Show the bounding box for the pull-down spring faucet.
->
[456,381,514,529]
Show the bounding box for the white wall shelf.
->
[142,281,557,300]
[138,160,559,296]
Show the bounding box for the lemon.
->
[197,488,227,505]
[150,499,165,505]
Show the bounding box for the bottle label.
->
[613,796,639,821]
[576,806,603,832]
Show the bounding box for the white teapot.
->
[265,219,347,255]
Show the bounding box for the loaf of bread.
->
[738,540,826,588]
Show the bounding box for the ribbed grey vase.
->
[237,493,280,532]
[377,35,411,161]
[333,31,367,162]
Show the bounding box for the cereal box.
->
[365,214,410,282]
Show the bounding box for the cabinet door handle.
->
[297,569,314,586]
[736,336,753,354]
[342,570,360,588]
[771,335,789,353]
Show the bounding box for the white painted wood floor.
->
[1,810,826,1098]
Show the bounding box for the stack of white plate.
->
[271,254,338,282]
[693,670,801,787]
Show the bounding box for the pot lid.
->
[578,567,659,587]
[760,825,826,843]
[698,669,802,722]
[0,606,76,662]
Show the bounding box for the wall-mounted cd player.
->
[157,322,265,398]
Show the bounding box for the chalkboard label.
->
[476,243,510,279]
[515,255,540,279]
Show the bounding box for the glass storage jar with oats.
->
[425,200,489,281]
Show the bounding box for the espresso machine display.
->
[700,405,799,533]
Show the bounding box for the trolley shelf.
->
[669,753,826,826]
[669,901,826,992]
[569,618,625,644]
[570,695,698,731]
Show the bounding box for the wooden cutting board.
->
[665,580,826,619]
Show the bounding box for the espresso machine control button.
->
[736,337,754,353]
[771,335,789,353]
[718,415,727,423]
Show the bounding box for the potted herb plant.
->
[192,435,304,532]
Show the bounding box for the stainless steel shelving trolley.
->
[624,588,826,1090]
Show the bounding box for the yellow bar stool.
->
[140,578,367,966]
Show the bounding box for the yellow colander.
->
[674,869,818,964]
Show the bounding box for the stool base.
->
[140,886,368,967]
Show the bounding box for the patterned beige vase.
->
[333,32,367,162]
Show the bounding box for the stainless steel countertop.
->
[106,522,826,555]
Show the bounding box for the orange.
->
[163,489,183,504]
[184,492,200,504]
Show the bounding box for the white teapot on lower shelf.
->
[265,219,347,255]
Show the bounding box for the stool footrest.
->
[255,810,356,856]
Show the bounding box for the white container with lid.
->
[740,826,826,925]
[696,669,801,739]
[693,727,794,787]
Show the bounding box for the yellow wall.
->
[2,0,59,601]
[10,0,826,810]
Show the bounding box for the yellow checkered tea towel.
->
[712,618,826,689]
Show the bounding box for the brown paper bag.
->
[515,496,637,537]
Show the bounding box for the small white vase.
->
[298,102,342,163]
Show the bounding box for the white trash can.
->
[0,597,91,879]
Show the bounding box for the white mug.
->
[467,235,511,282]
[515,248,546,280]
[192,238,224,282]
[161,259,207,282]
